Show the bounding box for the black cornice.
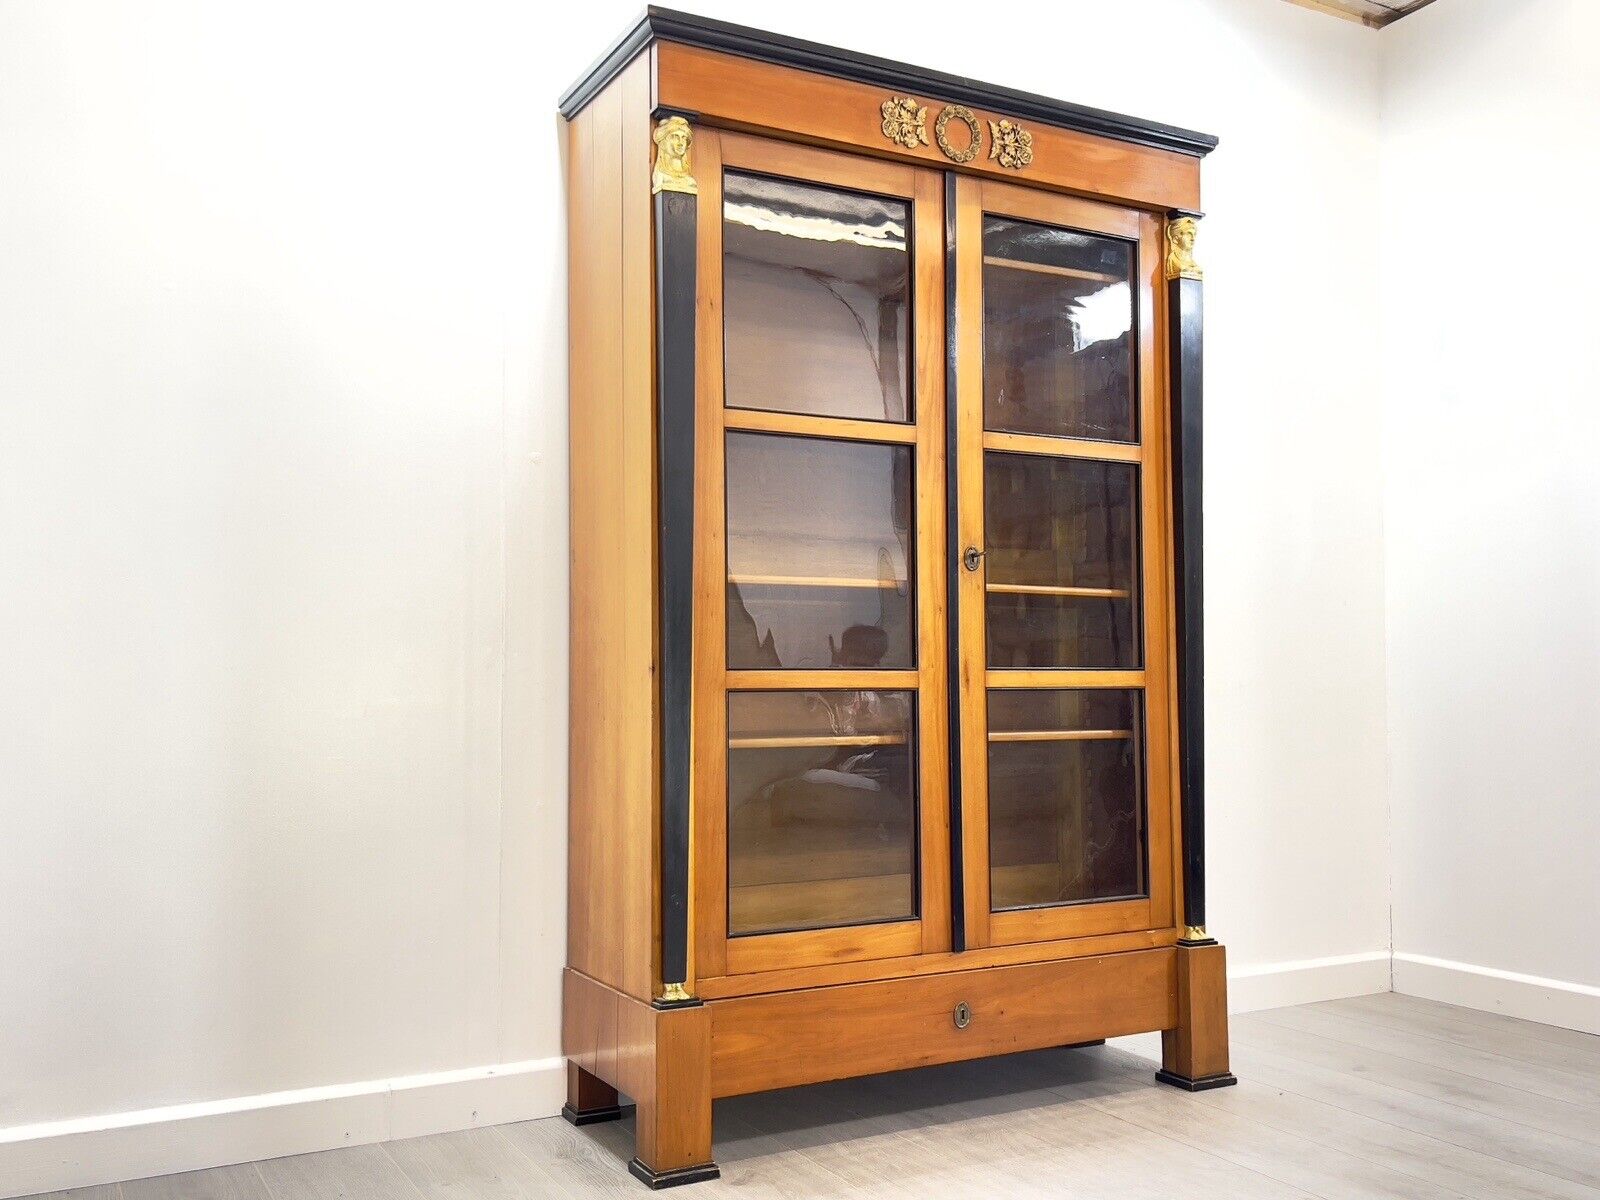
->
[557,7,1219,158]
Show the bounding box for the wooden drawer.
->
[708,947,1176,1098]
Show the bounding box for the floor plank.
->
[1236,1013,1600,1151]
[385,1127,562,1200]
[1189,1063,1600,1200]
[496,1114,637,1198]
[852,1052,1314,1199]
[1330,993,1600,1071]
[727,1079,937,1198]
[1226,1038,1600,1191]
[122,1165,271,1200]
[1255,1001,1600,1109]
[1372,993,1600,1055]
[703,1110,887,1200]
[253,1144,424,1200]
[1086,1071,1470,1199]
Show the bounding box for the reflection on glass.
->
[983,216,1136,442]
[728,690,918,936]
[726,431,914,670]
[987,689,1145,911]
[724,171,911,423]
[985,452,1140,669]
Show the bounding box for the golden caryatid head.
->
[657,120,690,161]
[1165,216,1202,281]
[652,116,697,195]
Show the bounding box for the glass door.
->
[691,132,951,981]
[953,177,1176,948]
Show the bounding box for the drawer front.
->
[708,947,1175,1098]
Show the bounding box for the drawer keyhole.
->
[953,1001,972,1030]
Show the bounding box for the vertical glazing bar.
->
[654,116,699,1004]
[1165,208,1211,946]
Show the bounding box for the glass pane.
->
[985,452,1140,669]
[726,431,914,671]
[724,171,911,423]
[983,216,1135,442]
[987,689,1146,911]
[728,690,918,936]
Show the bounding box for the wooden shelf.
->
[730,733,908,750]
[983,255,1122,286]
[989,730,1133,743]
[730,872,913,936]
[986,582,1132,599]
[730,573,900,590]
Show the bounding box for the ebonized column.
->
[653,115,699,1007]
[1166,208,1212,948]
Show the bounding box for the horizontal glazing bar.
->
[729,733,908,749]
[985,582,1132,598]
[988,729,1133,743]
[730,573,900,589]
[987,670,1145,689]
[983,430,1142,462]
[726,669,921,690]
[725,407,918,444]
[983,254,1122,285]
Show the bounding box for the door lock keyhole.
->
[962,546,985,572]
[953,1001,972,1029]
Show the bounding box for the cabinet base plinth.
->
[1155,1068,1238,1092]
[628,1159,721,1189]
[561,1102,626,1126]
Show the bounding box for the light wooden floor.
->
[30,993,1600,1200]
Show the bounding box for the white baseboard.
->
[1228,950,1392,1013]
[0,1058,566,1200]
[1393,952,1600,1036]
[18,949,1547,1198]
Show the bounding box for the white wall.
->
[1381,0,1600,1029]
[0,0,1391,1192]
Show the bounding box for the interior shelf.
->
[988,729,1133,743]
[729,573,900,590]
[729,733,909,750]
[986,582,1132,599]
[982,255,1122,285]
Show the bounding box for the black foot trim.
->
[650,996,705,1010]
[562,1102,626,1126]
[628,1159,720,1189]
[1155,1069,1238,1092]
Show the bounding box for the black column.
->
[654,155,698,1006]
[942,171,967,953]
[1167,210,1212,947]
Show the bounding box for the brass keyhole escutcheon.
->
[962,546,985,572]
[953,1001,972,1029]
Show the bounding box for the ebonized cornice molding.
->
[558,7,1220,158]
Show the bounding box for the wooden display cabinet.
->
[560,10,1230,1187]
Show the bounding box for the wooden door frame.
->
[953,175,1180,949]
[689,130,953,986]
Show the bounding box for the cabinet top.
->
[558,7,1219,158]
